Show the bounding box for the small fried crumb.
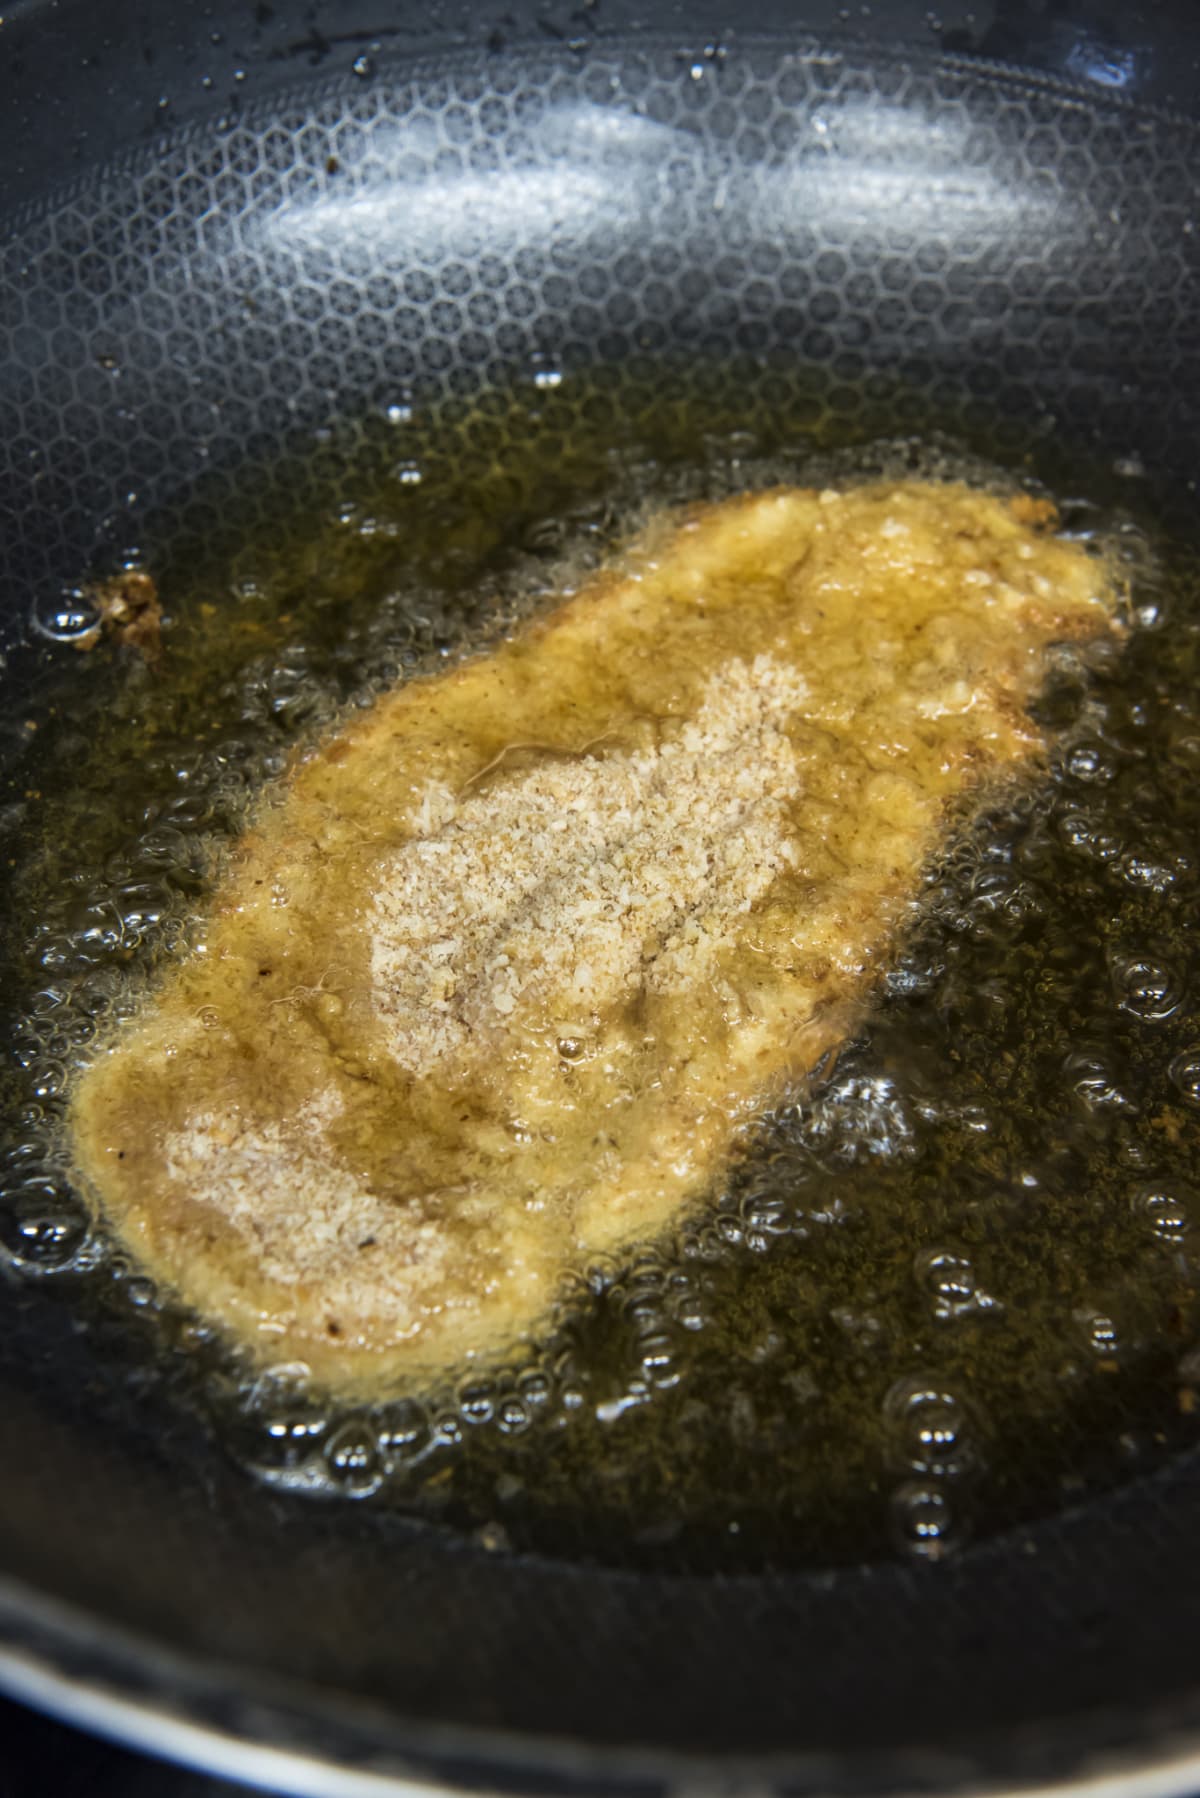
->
[74,569,163,664]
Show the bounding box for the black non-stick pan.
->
[3,1,1200,1791]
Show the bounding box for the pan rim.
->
[5,1571,1200,1798]
[4,17,1200,1791]
[3,24,1193,247]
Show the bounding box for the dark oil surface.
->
[2,365,1199,1572]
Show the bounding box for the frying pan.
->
[3,0,1200,1791]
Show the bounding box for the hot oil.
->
[2,365,1198,1571]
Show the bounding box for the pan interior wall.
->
[1,37,1195,649]
[2,33,1200,1793]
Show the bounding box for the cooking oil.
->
[1,363,1196,1571]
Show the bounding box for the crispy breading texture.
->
[68,481,1119,1393]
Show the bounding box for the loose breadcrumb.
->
[73,568,163,664]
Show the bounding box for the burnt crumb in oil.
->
[2,365,1199,1573]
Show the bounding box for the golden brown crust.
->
[68,481,1119,1394]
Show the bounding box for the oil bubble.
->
[1119,848,1185,894]
[883,942,947,997]
[1065,741,1116,784]
[1057,809,1123,863]
[803,1069,915,1161]
[458,1381,496,1426]
[324,1419,383,1495]
[31,587,98,644]
[969,867,1041,929]
[0,1177,90,1273]
[378,1398,429,1458]
[1132,1183,1192,1243]
[1131,589,1165,631]
[1110,949,1185,1021]
[1169,1048,1200,1108]
[739,1191,792,1245]
[1078,1311,1121,1357]
[235,1408,329,1482]
[0,1203,89,1272]
[30,1061,68,1101]
[497,1396,531,1434]
[883,1378,977,1477]
[1064,1047,1136,1113]
[889,1480,965,1560]
[682,1220,730,1262]
[516,1367,552,1408]
[670,1292,707,1332]
[715,1211,744,1247]
[638,1330,678,1384]
[914,1246,998,1320]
